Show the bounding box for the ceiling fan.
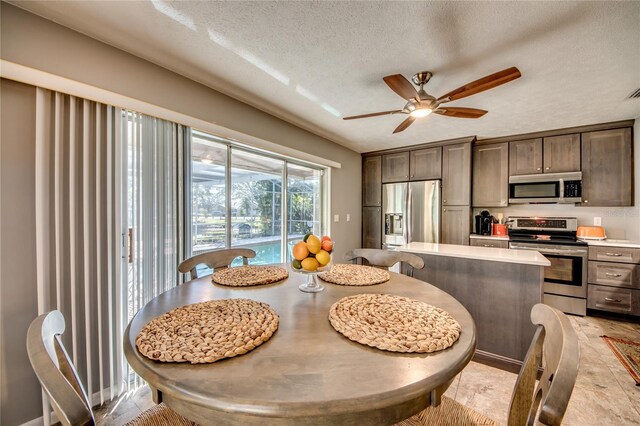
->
[343,67,521,134]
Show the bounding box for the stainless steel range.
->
[508,216,587,316]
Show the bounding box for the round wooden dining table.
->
[123,265,476,426]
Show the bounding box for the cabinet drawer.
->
[587,284,640,316]
[589,246,640,264]
[588,261,640,289]
[470,238,509,249]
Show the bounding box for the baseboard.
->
[20,386,115,426]
[20,417,46,426]
[473,350,523,374]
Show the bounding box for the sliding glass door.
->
[190,135,227,256]
[189,130,325,266]
[231,149,284,264]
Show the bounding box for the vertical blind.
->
[122,111,186,390]
[34,89,187,424]
[35,89,123,424]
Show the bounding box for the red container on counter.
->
[492,224,507,236]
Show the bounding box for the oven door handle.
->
[510,245,587,255]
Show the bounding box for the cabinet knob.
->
[501,200,506,205]
[443,200,447,203]
[536,167,541,171]
[545,167,550,170]
[584,200,588,203]
[443,208,447,212]
[410,175,414,178]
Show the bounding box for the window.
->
[231,149,284,263]
[287,163,322,261]
[189,130,325,267]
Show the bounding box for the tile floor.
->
[95,314,640,426]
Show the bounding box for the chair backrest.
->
[27,311,95,426]
[178,248,257,280]
[508,303,580,426]
[344,248,425,277]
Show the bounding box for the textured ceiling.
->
[11,1,640,153]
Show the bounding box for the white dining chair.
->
[395,303,580,426]
[178,248,256,280]
[27,310,195,426]
[345,248,425,277]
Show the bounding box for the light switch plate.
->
[594,217,602,226]
[334,214,340,222]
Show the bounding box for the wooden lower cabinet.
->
[588,284,640,316]
[470,238,509,249]
[441,206,470,246]
[362,207,381,249]
[587,245,640,316]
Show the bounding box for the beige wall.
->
[1,3,362,424]
[0,2,362,260]
[0,79,42,425]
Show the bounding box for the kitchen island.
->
[397,242,550,372]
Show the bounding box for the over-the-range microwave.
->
[508,171,582,204]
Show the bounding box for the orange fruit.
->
[293,241,309,260]
[321,239,333,252]
[306,235,321,254]
[301,257,319,271]
[316,250,330,266]
[321,235,331,242]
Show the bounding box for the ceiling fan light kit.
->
[343,67,521,133]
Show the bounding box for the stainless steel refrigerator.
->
[382,181,440,248]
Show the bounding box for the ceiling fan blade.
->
[343,110,404,120]
[393,116,416,134]
[434,107,488,119]
[383,74,419,101]
[437,67,521,102]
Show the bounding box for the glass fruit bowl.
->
[291,235,334,293]
[292,262,332,293]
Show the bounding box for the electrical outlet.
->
[594,217,602,226]
[334,214,340,223]
[346,214,351,222]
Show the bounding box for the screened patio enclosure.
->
[190,131,324,268]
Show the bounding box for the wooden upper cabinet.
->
[581,128,633,207]
[362,156,382,207]
[442,142,471,206]
[509,138,542,175]
[543,133,580,173]
[410,147,442,180]
[382,152,410,183]
[472,143,509,207]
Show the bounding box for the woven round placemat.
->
[212,265,288,287]
[329,294,461,353]
[319,264,390,286]
[136,299,279,364]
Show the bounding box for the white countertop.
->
[581,239,640,249]
[469,234,510,241]
[397,242,550,266]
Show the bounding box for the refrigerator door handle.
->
[405,184,411,244]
